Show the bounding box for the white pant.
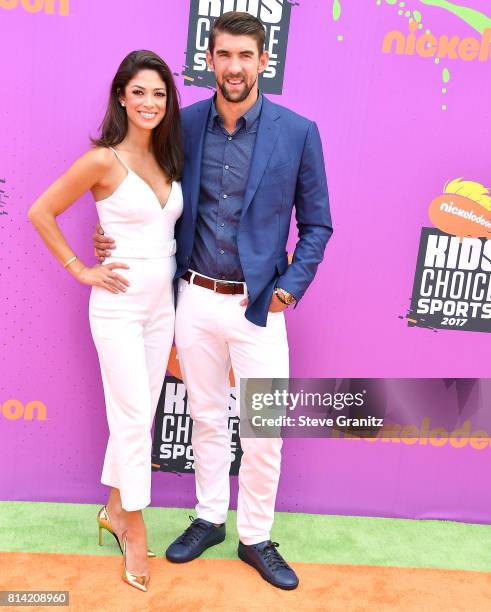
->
[89,257,176,511]
[175,278,289,545]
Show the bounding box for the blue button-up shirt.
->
[190,93,263,281]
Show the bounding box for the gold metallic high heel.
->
[97,506,156,558]
[122,533,150,593]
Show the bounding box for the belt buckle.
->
[213,279,239,294]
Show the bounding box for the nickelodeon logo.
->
[0,0,69,16]
[1,399,47,421]
[428,178,491,239]
[335,418,490,450]
[383,20,491,62]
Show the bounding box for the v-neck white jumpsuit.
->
[89,147,183,511]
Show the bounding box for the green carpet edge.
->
[1,501,490,572]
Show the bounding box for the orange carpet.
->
[1,552,491,611]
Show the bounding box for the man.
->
[94,11,332,590]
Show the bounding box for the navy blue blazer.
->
[175,95,333,327]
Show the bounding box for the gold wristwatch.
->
[275,287,297,306]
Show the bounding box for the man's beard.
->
[218,75,258,102]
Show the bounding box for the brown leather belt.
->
[182,271,247,295]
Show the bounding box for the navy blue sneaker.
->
[165,516,225,563]
[238,540,299,590]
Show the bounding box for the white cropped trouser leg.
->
[89,257,176,511]
[175,278,289,545]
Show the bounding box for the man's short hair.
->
[208,11,265,57]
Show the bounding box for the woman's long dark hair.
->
[92,50,183,181]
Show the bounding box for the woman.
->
[28,50,183,592]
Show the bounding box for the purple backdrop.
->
[1,0,491,523]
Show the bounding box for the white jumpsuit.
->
[89,147,183,511]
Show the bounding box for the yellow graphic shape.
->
[444,177,491,211]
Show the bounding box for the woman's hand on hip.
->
[76,262,130,293]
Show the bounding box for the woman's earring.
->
[120,102,126,107]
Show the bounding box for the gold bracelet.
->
[274,288,289,305]
[63,255,78,268]
[275,287,297,305]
